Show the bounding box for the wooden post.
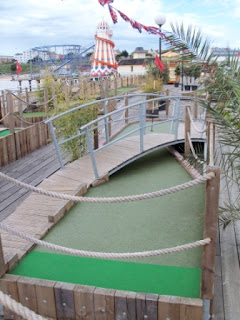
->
[201,166,220,300]
[44,88,49,115]
[125,94,129,124]
[52,83,57,111]
[184,106,191,157]
[94,128,99,150]
[114,77,117,96]
[105,79,109,98]
[7,91,14,134]
[0,95,2,120]
[25,87,29,109]
[166,89,169,117]
[64,83,68,102]
[1,91,6,116]
[206,119,215,166]
[0,234,7,277]
[17,91,23,127]
[194,92,198,118]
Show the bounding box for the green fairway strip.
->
[11,251,201,298]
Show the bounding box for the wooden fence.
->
[0,274,203,320]
[0,119,50,167]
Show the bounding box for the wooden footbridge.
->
[0,93,220,320]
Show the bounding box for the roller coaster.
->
[30,44,95,76]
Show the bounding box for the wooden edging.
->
[0,274,204,320]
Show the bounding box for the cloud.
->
[0,0,239,56]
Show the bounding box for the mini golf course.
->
[10,148,205,298]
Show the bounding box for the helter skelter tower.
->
[90,20,118,77]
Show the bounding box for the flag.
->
[108,5,118,24]
[238,51,240,57]
[118,10,130,22]
[98,0,114,6]
[129,20,142,33]
[16,61,22,74]
[155,55,165,73]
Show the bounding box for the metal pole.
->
[49,121,64,168]
[86,128,99,180]
[159,25,162,60]
[181,56,184,91]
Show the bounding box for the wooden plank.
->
[0,274,22,320]
[74,285,95,320]
[180,298,203,320]
[201,166,220,299]
[127,291,137,320]
[35,279,57,319]
[94,287,115,320]
[54,282,76,319]
[136,293,158,320]
[158,296,181,320]
[115,290,128,320]
[0,233,7,276]
[17,277,38,313]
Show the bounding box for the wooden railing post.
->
[125,94,129,124]
[184,106,191,157]
[1,91,6,116]
[0,234,7,277]
[165,89,169,117]
[194,91,198,118]
[94,128,99,150]
[52,83,57,111]
[17,91,23,127]
[44,88,49,115]
[201,166,220,300]
[207,119,215,166]
[25,88,29,109]
[7,91,14,134]
[114,77,117,96]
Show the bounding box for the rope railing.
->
[13,113,54,125]
[187,106,206,133]
[0,290,47,320]
[11,92,55,107]
[0,113,10,123]
[0,171,214,203]
[0,223,211,259]
[187,132,205,165]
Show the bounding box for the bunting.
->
[98,0,114,6]
[97,1,171,43]
[108,5,118,24]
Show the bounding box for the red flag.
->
[155,55,165,73]
[16,61,22,74]
[238,51,240,57]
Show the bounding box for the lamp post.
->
[154,14,166,60]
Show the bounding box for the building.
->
[0,55,14,64]
[131,47,148,59]
[211,47,240,62]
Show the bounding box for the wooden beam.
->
[201,166,220,299]
[74,285,95,320]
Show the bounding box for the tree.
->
[167,23,240,227]
[10,63,16,72]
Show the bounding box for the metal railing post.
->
[174,98,180,140]
[139,103,144,153]
[86,128,99,179]
[49,121,64,168]
[103,101,109,144]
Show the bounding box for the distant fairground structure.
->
[90,21,118,77]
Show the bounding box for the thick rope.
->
[0,171,214,203]
[0,113,10,123]
[13,113,54,125]
[0,223,211,259]
[11,92,55,107]
[187,132,205,165]
[0,290,46,320]
[187,107,206,133]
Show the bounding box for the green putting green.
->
[0,129,20,137]
[11,252,201,298]
[10,149,205,298]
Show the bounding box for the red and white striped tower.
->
[90,20,117,77]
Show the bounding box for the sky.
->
[0,0,240,56]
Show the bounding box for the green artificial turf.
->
[10,149,205,298]
[0,129,20,137]
[11,251,201,298]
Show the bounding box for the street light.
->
[154,14,166,60]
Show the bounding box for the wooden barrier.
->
[0,275,204,320]
[0,122,50,168]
